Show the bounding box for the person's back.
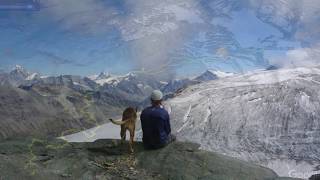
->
[141,106,171,148]
[140,90,175,149]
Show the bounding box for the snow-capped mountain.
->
[90,71,213,97]
[0,65,102,92]
[161,78,195,95]
[166,66,320,178]
[95,72,111,80]
[194,70,219,82]
[10,65,40,81]
[91,73,126,87]
[0,65,40,86]
[161,70,234,96]
[1,65,229,108]
[28,75,99,92]
[208,70,235,78]
[95,72,165,106]
[10,65,30,78]
[3,65,231,102]
[87,69,233,109]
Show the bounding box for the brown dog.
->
[109,107,138,153]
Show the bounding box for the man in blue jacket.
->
[140,90,176,149]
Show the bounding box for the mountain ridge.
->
[0,65,227,140]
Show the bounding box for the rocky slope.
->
[0,66,150,139]
[166,66,320,177]
[0,138,300,180]
[0,66,135,139]
[0,83,121,140]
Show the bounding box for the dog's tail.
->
[109,118,129,125]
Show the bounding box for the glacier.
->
[166,66,320,178]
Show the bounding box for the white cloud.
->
[115,0,204,78]
[295,0,320,44]
[270,45,320,68]
[247,0,320,69]
[19,0,320,73]
[35,0,204,78]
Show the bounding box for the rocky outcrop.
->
[0,138,300,180]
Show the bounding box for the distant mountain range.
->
[5,65,232,99]
[0,65,231,139]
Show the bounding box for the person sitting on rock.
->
[140,90,176,149]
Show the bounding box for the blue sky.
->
[0,0,318,78]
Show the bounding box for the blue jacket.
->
[140,106,171,148]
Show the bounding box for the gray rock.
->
[0,138,300,180]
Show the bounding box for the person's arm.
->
[140,110,145,131]
[164,111,171,134]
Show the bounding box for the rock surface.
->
[0,138,300,180]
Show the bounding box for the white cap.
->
[151,90,163,101]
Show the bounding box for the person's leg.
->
[144,134,177,150]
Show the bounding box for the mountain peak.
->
[207,70,234,78]
[12,64,27,73]
[10,65,30,78]
[14,64,24,70]
[96,72,111,80]
[9,65,40,82]
[194,70,218,82]
[265,65,279,71]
